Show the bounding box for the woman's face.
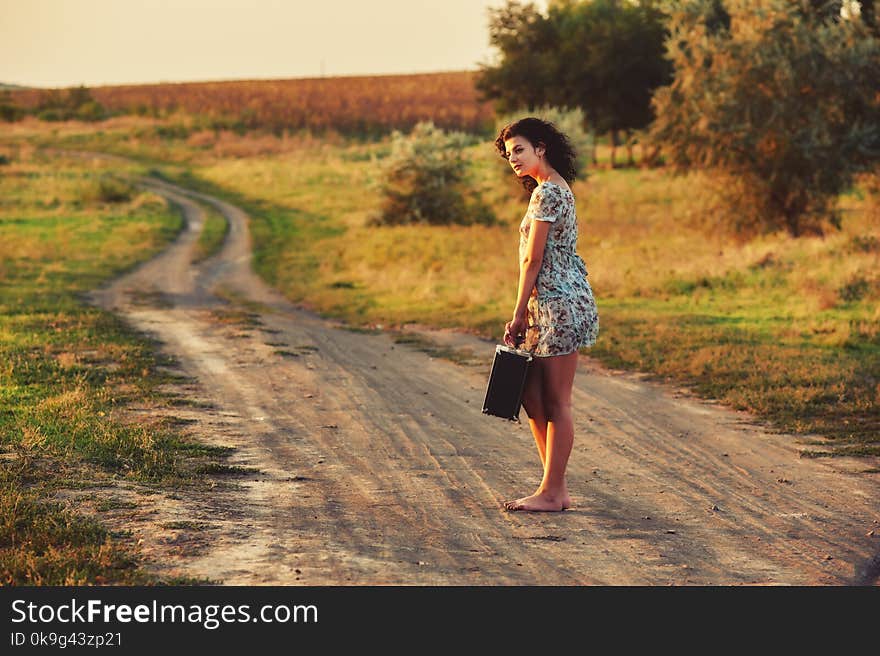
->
[503,135,544,179]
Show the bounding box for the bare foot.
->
[504,491,570,512]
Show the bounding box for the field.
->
[5,111,879,451]
[182,143,880,452]
[1,79,878,582]
[8,71,495,135]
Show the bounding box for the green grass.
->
[160,521,212,531]
[0,151,228,584]
[391,332,487,367]
[591,300,879,448]
[192,199,228,263]
[174,138,879,455]
[9,118,879,457]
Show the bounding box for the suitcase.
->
[482,345,533,422]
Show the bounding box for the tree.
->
[554,0,673,165]
[476,1,560,115]
[649,0,880,237]
[34,85,107,122]
[477,0,673,167]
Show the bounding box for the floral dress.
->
[519,180,599,357]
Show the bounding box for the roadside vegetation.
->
[25,116,874,455]
[184,139,880,455]
[192,199,229,263]
[0,148,229,584]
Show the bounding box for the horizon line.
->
[2,66,490,91]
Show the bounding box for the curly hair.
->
[494,117,578,192]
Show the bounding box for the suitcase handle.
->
[495,344,533,361]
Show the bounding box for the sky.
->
[0,0,550,88]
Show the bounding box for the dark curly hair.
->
[494,117,578,192]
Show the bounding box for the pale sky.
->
[0,0,545,88]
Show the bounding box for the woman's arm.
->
[505,219,550,345]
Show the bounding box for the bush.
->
[0,104,23,121]
[37,108,64,122]
[32,85,108,123]
[839,276,872,303]
[650,0,880,237]
[371,122,495,226]
[75,100,107,122]
[154,123,191,140]
[96,177,134,203]
[78,175,136,205]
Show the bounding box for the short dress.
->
[519,180,599,357]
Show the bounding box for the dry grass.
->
[6,116,878,452]
[178,136,879,450]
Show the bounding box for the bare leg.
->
[505,351,578,512]
[526,417,548,468]
[520,357,547,467]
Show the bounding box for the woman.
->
[496,117,599,512]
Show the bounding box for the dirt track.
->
[87,176,880,585]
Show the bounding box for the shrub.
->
[31,85,107,122]
[839,276,872,303]
[371,122,495,226]
[37,108,64,122]
[78,175,136,205]
[75,100,107,122]
[96,177,134,203]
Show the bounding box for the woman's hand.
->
[504,314,528,348]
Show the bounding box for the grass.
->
[165,132,879,454]
[160,521,212,531]
[6,117,879,463]
[0,461,153,585]
[391,332,486,367]
[0,149,235,584]
[192,199,228,263]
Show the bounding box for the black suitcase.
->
[482,345,533,422]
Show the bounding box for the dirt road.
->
[87,176,880,585]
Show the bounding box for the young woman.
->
[496,117,599,512]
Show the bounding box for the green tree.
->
[477,0,673,167]
[64,85,95,111]
[650,0,880,237]
[554,0,673,165]
[35,85,107,121]
[476,1,560,114]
